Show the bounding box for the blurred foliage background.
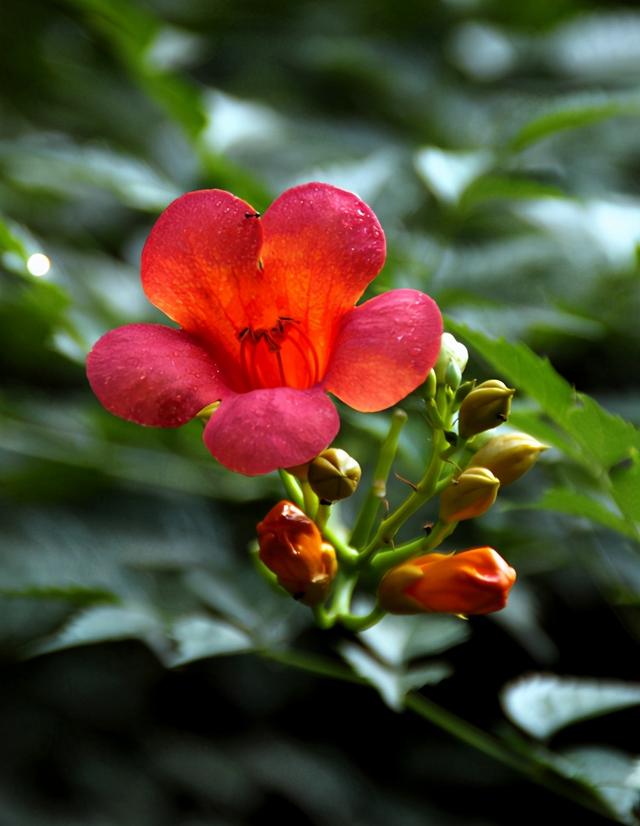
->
[1,0,640,824]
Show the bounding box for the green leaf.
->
[501,674,640,739]
[528,488,635,538]
[611,453,640,527]
[0,138,183,211]
[0,585,119,607]
[0,215,29,260]
[28,604,166,658]
[448,320,640,469]
[168,615,254,666]
[358,614,470,668]
[339,641,451,711]
[507,93,640,152]
[569,394,640,469]
[460,174,567,209]
[556,747,640,826]
[508,408,583,463]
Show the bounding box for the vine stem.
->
[350,408,408,549]
[261,648,615,821]
[370,520,456,574]
[361,428,447,558]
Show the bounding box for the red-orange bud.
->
[257,500,337,606]
[379,547,516,616]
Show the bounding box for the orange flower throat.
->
[238,317,321,390]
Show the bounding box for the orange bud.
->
[257,500,337,606]
[379,547,516,615]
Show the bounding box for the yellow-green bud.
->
[468,432,547,486]
[435,333,469,384]
[307,448,361,503]
[439,467,500,523]
[458,380,515,439]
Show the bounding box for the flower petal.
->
[203,386,340,475]
[141,189,269,382]
[261,182,386,371]
[324,289,443,412]
[87,324,231,427]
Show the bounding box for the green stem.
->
[316,503,331,531]
[324,524,359,564]
[340,604,386,632]
[327,568,359,618]
[370,520,456,574]
[261,647,364,684]
[278,469,304,507]
[350,408,408,549]
[301,480,319,518]
[406,694,614,821]
[261,648,615,822]
[361,429,447,558]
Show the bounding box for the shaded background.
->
[1,0,640,824]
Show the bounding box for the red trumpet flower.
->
[87,183,442,475]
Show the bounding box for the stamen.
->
[237,317,321,389]
[275,350,287,385]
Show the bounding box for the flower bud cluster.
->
[254,334,545,633]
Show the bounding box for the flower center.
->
[238,317,321,390]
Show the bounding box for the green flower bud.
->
[439,466,500,523]
[424,369,437,400]
[453,380,476,408]
[468,432,547,486]
[458,379,515,439]
[434,333,469,384]
[445,360,462,390]
[307,448,361,503]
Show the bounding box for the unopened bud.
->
[257,501,337,605]
[468,432,547,486]
[454,380,476,407]
[307,448,361,503]
[379,547,516,615]
[439,466,500,523]
[424,369,437,400]
[445,360,462,390]
[458,380,514,439]
[434,333,469,384]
